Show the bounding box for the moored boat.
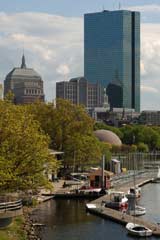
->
[130,205,146,216]
[85,203,97,209]
[151,167,160,183]
[104,191,128,211]
[126,222,152,237]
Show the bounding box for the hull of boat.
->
[130,210,146,216]
[152,178,160,183]
[130,205,146,216]
[126,223,152,237]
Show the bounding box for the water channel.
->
[31,183,160,240]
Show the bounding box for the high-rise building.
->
[56,77,104,108]
[4,55,44,104]
[84,10,140,112]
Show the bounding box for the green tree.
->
[64,134,102,170]
[141,127,160,150]
[4,91,15,103]
[27,99,101,168]
[137,143,149,152]
[0,101,58,193]
[130,144,137,152]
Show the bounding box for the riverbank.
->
[23,207,43,240]
[0,180,63,240]
[0,197,51,240]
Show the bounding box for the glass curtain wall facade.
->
[84,10,140,112]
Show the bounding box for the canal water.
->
[32,183,160,240]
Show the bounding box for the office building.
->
[4,55,44,104]
[139,111,160,126]
[84,10,140,111]
[56,77,104,108]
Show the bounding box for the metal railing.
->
[0,199,22,213]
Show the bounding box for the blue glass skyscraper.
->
[84,10,140,112]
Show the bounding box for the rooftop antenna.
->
[22,40,25,55]
[21,43,26,69]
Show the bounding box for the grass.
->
[0,217,27,240]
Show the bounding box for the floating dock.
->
[87,205,160,236]
[88,177,160,236]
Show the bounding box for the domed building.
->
[94,129,122,146]
[4,55,44,104]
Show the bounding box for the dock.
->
[88,177,160,236]
[87,205,160,236]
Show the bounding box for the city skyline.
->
[0,1,159,110]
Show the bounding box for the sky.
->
[0,0,160,110]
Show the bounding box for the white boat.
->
[152,167,160,183]
[126,222,152,237]
[104,191,128,210]
[79,188,102,193]
[130,205,146,216]
[85,203,97,209]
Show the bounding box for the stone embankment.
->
[23,207,44,240]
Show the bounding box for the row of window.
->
[24,89,43,95]
[25,82,40,87]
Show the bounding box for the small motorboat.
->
[78,186,102,194]
[152,178,160,183]
[105,191,128,211]
[85,203,97,209]
[126,222,152,237]
[130,205,146,216]
[151,167,160,183]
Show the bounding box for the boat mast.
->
[133,135,136,223]
[101,155,105,189]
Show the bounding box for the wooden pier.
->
[88,177,160,236]
[87,205,160,236]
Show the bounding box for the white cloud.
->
[141,85,159,94]
[56,64,70,76]
[140,23,160,109]
[125,4,160,23]
[127,4,160,13]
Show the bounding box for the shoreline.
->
[23,206,45,240]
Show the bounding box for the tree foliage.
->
[120,125,160,150]
[27,99,102,167]
[0,101,58,193]
[137,143,149,152]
